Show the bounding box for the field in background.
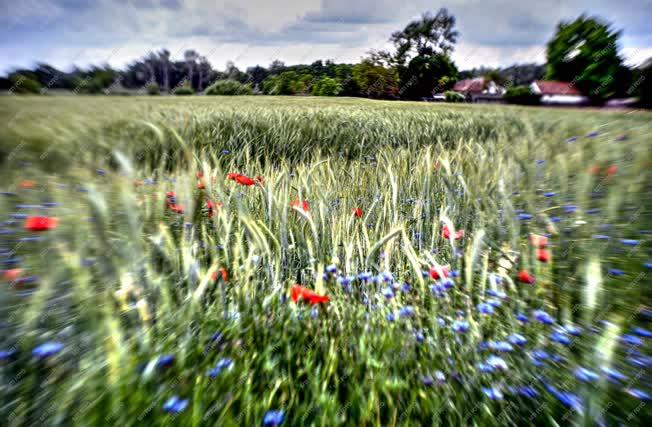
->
[0,97,651,426]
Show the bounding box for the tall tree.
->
[390,9,458,65]
[184,49,198,89]
[545,15,624,103]
[159,49,171,92]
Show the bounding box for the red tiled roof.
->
[533,80,581,96]
[453,78,484,93]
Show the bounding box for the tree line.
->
[2,10,650,107]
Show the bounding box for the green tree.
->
[312,76,342,96]
[503,86,541,105]
[8,73,41,94]
[352,60,399,99]
[390,9,458,65]
[398,54,458,99]
[205,79,254,95]
[545,15,624,103]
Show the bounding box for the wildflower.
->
[487,355,509,371]
[563,205,577,214]
[574,367,598,383]
[0,349,16,360]
[621,334,643,346]
[563,325,582,336]
[607,268,624,276]
[632,327,652,338]
[517,270,535,284]
[206,358,234,378]
[352,207,363,218]
[620,239,639,246]
[516,386,539,398]
[2,268,22,281]
[493,341,514,352]
[428,266,449,280]
[516,313,529,323]
[24,216,58,232]
[155,354,175,369]
[290,285,329,305]
[536,249,551,263]
[592,234,610,240]
[442,224,464,240]
[399,306,414,318]
[386,313,395,322]
[508,334,527,346]
[550,216,561,223]
[482,386,504,400]
[382,287,394,299]
[530,234,548,248]
[477,302,494,315]
[32,342,64,359]
[290,200,310,212]
[357,271,372,281]
[517,213,533,221]
[415,331,425,343]
[543,192,556,197]
[263,410,285,426]
[533,310,554,325]
[566,136,578,143]
[421,375,434,386]
[452,320,469,334]
[325,264,337,274]
[624,388,651,401]
[605,165,617,176]
[211,267,228,283]
[162,396,189,414]
[434,370,446,382]
[437,317,446,327]
[601,366,627,383]
[586,131,598,138]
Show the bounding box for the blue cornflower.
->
[450,270,460,278]
[399,306,414,318]
[533,310,554,325]
[477,302,494,315]
[477,362,493,373]
[415,331,425,343]
[434,370,446,382]
[487,298,501,308]
[486,355,508,371]
[607,268,624,276]
[421,375,434,386]
[564,325,582,336]
[382,287,394,299]
[401,283,410,293]
[592,234,610,240]
[263,409,285,426]
[627,356,652,368]
[644,262,652,269]
[586,208,600,214]
[508,334,527,346]
[574,367,598,383]
[482,386,504,400]
[337,276,352,286]
[621,334,643,346]
[566,136,578,142]
[563,205,577,214]
[517,213,533,221]
[325,264,337,274]
[550,216,561,223]
[452,320,469,334]
[437,317,446,327]
[222,150,230,155]
[517,386,539,399]
[532,349,549,360]
[536,159,545,165]
[32,342,64,359]
[632,327,652,338]
[601,366,627,383]
[516,313,529,323]
[441,278,455,290]
[207,358,234,378]
[543,192,556,197]
[550,332,571,346]
[624,389,651,402]
[156,354,175,369]
[358,271,372,281]
[0,349,16,360]
[492,341,514,353]
[380,271,393,282]
[96,169,106,175]
[162,396,189,414]
[386,313,395,322]
[620,239,639,246]
[586,131,598,138]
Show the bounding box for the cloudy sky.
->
[1,0,651,73]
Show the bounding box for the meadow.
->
[0,96,650,426]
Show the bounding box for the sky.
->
[1,0,651,74]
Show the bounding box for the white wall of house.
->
[541,94,588,104]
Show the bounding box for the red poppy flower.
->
[2,268,22,282]
[429,266,449,280]
[352,207,363,218]
[291,284,329,305]
[588,165,601,175]
[206,200,222,218]
[19,179,35,189]
[536,249,551,263]
[605,165,618,176]
[24,216,58,232]
[517,270,535,284]
[291,200,310,212]
[442,225,464,240]
[226,173,240,181]
[212,267,228,282]
[169,204,184,214]
[197,180,205,190]
[234,175,256,186]
[530,234,548,248]
[197,171,204,178]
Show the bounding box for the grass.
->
[0,96,651,426]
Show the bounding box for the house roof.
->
[453,78,485,93]
[533,80,581,96]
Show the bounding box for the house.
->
[453,78,506,103]
[530,80,588,105]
